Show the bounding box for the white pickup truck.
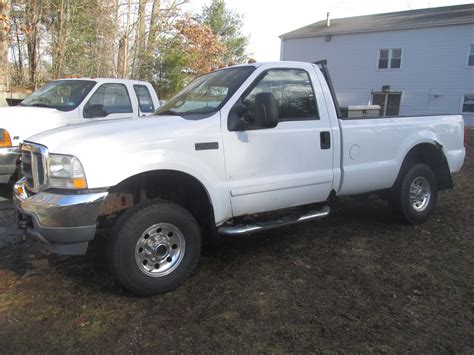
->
[13,61,466,296]
[0,78,160,183]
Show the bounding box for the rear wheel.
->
[107,199,201,296]
[390,163,438,224]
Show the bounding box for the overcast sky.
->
[185,0,473,61]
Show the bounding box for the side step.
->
[218,205,330,236]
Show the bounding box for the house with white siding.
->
[280,4,474,126]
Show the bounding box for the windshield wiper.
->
[27,103,56,109]
[156,109,180,116]
[183,108,215,114]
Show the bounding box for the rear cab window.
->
[134,85,155,113]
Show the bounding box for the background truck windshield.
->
[155,66,255,119]
[21,80,96,111]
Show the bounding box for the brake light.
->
[0,129,12,148]
[465,128,469,148]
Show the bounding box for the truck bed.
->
[337,114,465,196]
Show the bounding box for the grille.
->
[21,144,47,192]
[21,150,34,187]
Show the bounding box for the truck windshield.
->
[20,80,96,111]
[155,66,256,119]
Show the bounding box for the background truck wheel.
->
[390,163,438,224]
[7,157,21,186]
[107,199,201,296]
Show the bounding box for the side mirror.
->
[255,93,279,129]
[228,102,249,131]
[84,104,108,118]
[228,93,279,132]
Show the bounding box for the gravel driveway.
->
[0,132,472,353]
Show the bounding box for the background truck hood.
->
[0,106,70,146]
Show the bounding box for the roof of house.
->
[280,4,474,39]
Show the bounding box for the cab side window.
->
[133,85,155,113]
[84,83,133,118]
[242,69,319,122]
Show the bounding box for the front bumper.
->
[13,177,108,255]
[0,147,20,184]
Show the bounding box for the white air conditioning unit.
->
[347,105,381,118]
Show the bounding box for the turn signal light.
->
[16,185,24,196]
[73,178,87,189]
[0,129,12,147]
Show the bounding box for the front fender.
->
[83,149,232,225]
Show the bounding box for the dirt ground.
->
[0,132,473,353]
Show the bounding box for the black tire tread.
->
[390,163,438,225]
[107,198,201,296]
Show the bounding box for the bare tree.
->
[0,0,9,105]
[147,0,159,52]
[50,0,68,79]
[24,0,43,87]
[9,2,26,85]
[134,0,146,78]
[117,0,132,78]
[4,0,248,98]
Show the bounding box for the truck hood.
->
[26,115,208,156]
[0,106,69,146]
[25,114,223,189]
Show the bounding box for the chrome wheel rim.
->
[409,177,431,212]
[135,223,185,277]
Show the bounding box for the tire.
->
[107,199,201,296]
[8,165,21,185]
[390,163,438,225]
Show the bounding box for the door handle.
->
[320,131,331,150]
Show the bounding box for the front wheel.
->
[107,199,201,296]
[390,163,438,224]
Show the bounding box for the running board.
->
[218,206,330,236]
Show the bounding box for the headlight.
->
[48,154,87,189]
[0,129,12,147]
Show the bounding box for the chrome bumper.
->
[13,177,108,255]
[0,147,20,184]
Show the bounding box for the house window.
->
[378,48,402,69]
[372,92,402,116]
[468,43,474,67]
[462,94,474,113]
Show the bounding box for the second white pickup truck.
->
[0,78,160,183]
[14,61,466,296]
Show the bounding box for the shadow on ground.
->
[0,183,12,201]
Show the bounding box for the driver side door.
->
[221,67,334,217]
